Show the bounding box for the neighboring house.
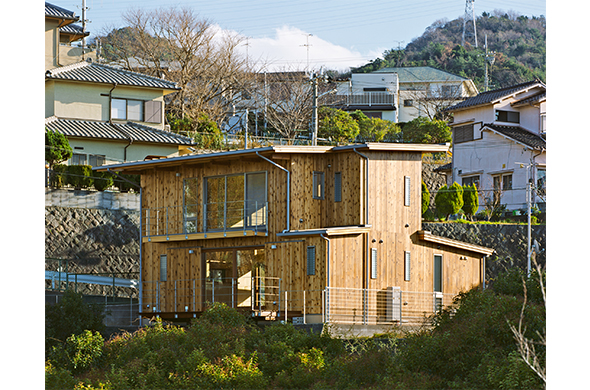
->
[332,67,478,123]
[45,2,96,70]
[45,61,194,166]
[97,143,493,326]
[440,79,546,213]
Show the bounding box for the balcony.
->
[332,92,396,109]
[142,200,268,243]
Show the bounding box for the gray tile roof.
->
[511,91,546,107]
[45,117,194,146]
[373,66,468,82]
[483,124,546,150]
[59,23,89,37]
[45,2,77,20]
[446,80,545,111]
[45,62,181,91]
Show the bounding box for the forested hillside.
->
[353,10,545,90]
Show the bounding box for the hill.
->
[352,10,545,90]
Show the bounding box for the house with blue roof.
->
[440,79,546,214]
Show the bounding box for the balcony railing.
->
[142,200,268,238]
[334,92,395,107]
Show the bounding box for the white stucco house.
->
[331,66,478,123]
[439,79,546,213]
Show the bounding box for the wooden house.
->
[97,143,494,325]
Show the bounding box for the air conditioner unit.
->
[386,286,401,322]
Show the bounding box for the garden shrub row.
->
[49,164,140,192]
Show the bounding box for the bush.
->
[93,171,114,191]
[462,183,479,219]
[114,174,140,192]
[434,182,464,219]
[421,181,430,215]
[45,360,77,390]
[67,165,94,189]
[46,128,73,168]
[50,330,104,374]
[50,164,68,188]
[46,290,105,355]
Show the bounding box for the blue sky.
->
[51,0,546,71]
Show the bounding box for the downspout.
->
[256,151,290,232]
[353,148,370,324]
[320,233,330,322]
[107,82,133,162]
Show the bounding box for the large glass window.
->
[204,172,267,231]
[111,98,144,121]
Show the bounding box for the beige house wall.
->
[68,138,182,165]
[48,81,166,130]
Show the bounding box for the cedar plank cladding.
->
[99,143,493,321]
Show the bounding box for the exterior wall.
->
[67,138,182,165]
[46,20,60,70]
[48,81,165,130]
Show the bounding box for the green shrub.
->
[421,181,430,215]
[434,182,464,219]
[67,165,94,189]
[45,128,73,168]
[50,164,67,188]
[45,290,105,355]
[462,183,479,219]
[114,174,140,192]
[51,330,104,374]
[93,171,114,191]
[45,360,77,390]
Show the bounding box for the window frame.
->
[404,176,411,207]
[334,172,342,202]
[371,248,378,279]
[313,171,325,200]
[307,246,316,276]
[495,110,520,124]
[404,251,411,281]
[111,97,161,123]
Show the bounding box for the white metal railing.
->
[142,201,268,238]
[140,279,456,326]
[337,92,395,107]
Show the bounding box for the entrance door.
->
[202,248,265,308]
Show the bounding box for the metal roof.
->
[372,66,469,82]
[446,80,545,111]
[45,61,181,91]
[45,2,77,20]
[482,123,546,150]
[45,117,194,146]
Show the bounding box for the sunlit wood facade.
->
[98,143,494,323]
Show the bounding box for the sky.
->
[51,0,546,72]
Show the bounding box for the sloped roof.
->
[45,2,77,20]
[446,80,545,111]
[45,117,194,146]
[511,91,546,107]
[59,23,89,38]
[373,66,468,82]
[483,124,546,150]
[45,62,180,91]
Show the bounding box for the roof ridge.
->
[46,61,89,76]
[92,62,176,86]
[45,115,59,125]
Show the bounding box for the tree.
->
[434,182,464,219]
[318,107,359,144]
[99,6,254,128]
[401,117,451,144]
[462,183,479,220]
[45,129,72,168]
[351,110,401,142]
[422,181,430,215]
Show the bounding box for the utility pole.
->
[311,73,318,146]
[483,34,495,91]
[80,0,89,60]
[516,160,534,276]
[462,0,478,48]
[301,34,313,72]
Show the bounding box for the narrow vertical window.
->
[371,248,377,279]
[404,176,411,206]
[404,251,411,281]
[307,246,316,276]
[160,254,168,282]
[334,172,342,202]
[313,171,324,199]
[434,255,442,293]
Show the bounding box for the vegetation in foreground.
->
[46,269,545,389]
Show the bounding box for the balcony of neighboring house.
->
[332,91,396,111]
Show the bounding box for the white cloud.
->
[234,25,373,72]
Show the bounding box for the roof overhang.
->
[418,230,495,256]
[276,225,372,237]
[94,142,450,173]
